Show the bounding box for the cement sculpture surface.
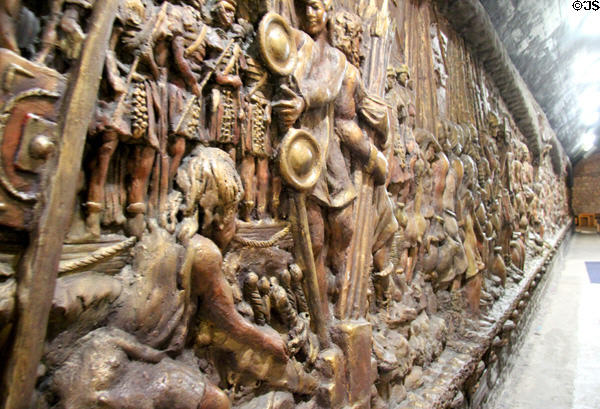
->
[0,0,571,408]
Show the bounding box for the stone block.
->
[332,320,373,408]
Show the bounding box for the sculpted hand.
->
[262,331,289,362]
[192,82,202,97]
[112,77,127,96]
[272,84,305,130]
[372,150,388,186]
[216,73,242,88]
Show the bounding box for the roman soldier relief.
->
[0,0,572,408]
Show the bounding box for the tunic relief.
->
[0,0,571,408]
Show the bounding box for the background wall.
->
[572,150,600,214]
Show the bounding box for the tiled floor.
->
[486,232,600,409]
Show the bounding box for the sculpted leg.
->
[271,173,282,219]
[86,131,119,236]
[256,158,269,219]
[127,145,155,237]
[128,145,155,206]
[240,156,255,221]
[306,199,328,316]
[328,203,354,277]
[168,136,186,181]
[464,273,482,315]
[405,246,418,283]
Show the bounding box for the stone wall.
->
[572,151,600,214]
[480,0,582,157]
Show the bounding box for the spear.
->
[173,38,236,134]
[257,11,329,347]
[0,2,119,407]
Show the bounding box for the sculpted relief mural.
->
[0,0,570,408]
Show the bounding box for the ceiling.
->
[480,0,600,163]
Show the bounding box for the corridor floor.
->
[485,232,600,409]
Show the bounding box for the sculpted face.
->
[398,71,408,87]
[304,0,327,37]
[386,68,396,91]
[216,0,236,29]
[213,204,237,249]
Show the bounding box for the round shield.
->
[258,12,297,76]
[279,129,323,192]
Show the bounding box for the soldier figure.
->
[240,56,281,220]
[205,0,247,160]
[168,1,208,180]
[85,0,168,237]
[329,9,398,304]
[385,66,408,203]
[395,65,419,206]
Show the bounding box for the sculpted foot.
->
[126,213,146,238]
[85,201,102,238]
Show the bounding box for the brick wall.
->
[572,151,600,214]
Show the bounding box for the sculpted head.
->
[214,0,236,29]
[119,0,145,28]
[486,112,499,139]
[300,0,332,38]
[436,120,448,151]
[397,64,410,87]
[520,143,531,162]
[416,130,441,162]
[187,0,204,11]
[176,146,243,248]
[449,124,463,155]
[386,66,397,92]
[329,10,363,66]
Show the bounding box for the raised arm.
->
[172,35,202,96]
[335,63,388,185]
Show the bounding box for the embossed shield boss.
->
[258,12,297,76]
[279,129,323,192]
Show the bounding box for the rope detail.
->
[233,225,290,248]
[59,236,137,273]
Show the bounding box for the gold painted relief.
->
[0,0,571,408]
